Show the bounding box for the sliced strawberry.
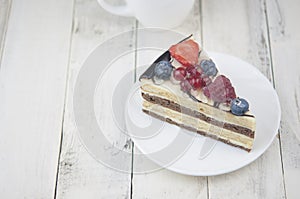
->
[169,39,200,67]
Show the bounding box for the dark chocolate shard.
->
[177,34,193,43]
[187,91,201,103]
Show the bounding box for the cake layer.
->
[142,92,254,138]
[141,80,256,132]
[142,100,253,151]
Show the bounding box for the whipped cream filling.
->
[143,100,253,149]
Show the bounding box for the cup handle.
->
[97,0,134,16]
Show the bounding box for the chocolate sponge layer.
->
[142,93,255,138]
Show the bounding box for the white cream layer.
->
[143,100,254,150]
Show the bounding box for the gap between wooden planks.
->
[0,0,11,65]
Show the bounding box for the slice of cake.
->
[139,35,256,152]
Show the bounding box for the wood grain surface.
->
[0,0,299,198]
[0,0,73,198]
[266,0,300,198]
[0,0,11,63]
[55,0,136,198]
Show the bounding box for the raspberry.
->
[185,66,200,77]
[173,67,187,81]
[202,75,212,86]
[203,75,236,103]
[180,79,192,92]
[169,39,200,67]
[187,76,204,90]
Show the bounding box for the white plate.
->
[125,52,281,176]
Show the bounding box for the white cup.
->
[97,0,195,29]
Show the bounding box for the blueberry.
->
[200,60,218,76]
[154,61,173,80]
[230,98,249,116]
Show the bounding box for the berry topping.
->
[180,79,192,92]
[203,75,236,103]
[200,60,218,76]
[154,61,173,80]
[174,65,206,92]
[185,66,200,77]
[173,67,187,81]
[187,76,205,90]
[202,75,212,86]
[230,98,249,116]
[169,39,200,67]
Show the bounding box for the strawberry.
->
[169,39,200,67]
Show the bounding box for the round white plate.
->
[125,52,281,176]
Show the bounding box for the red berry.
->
[169,39,200,67]
[180,79,192,92]
[225,87,236,101]
[187,76,204,90]
[203,87,210,97]
[202,75,212,86]
[173,67,187,81]
[203,75,236,103]
[185,66,198,77]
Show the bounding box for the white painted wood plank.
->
[0,0,11,62]
[0,0,73,198]
[55,0,136,198]
[202,0,285,198]
[134,170,207,199]
[266,0,300,198]
[132,1,208,199]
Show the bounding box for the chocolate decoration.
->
[177,34,193,43]
[213,101,220,108]
[139,51,171,81]
[187,92,201,103]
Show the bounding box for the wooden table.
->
[0,0,299,198]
